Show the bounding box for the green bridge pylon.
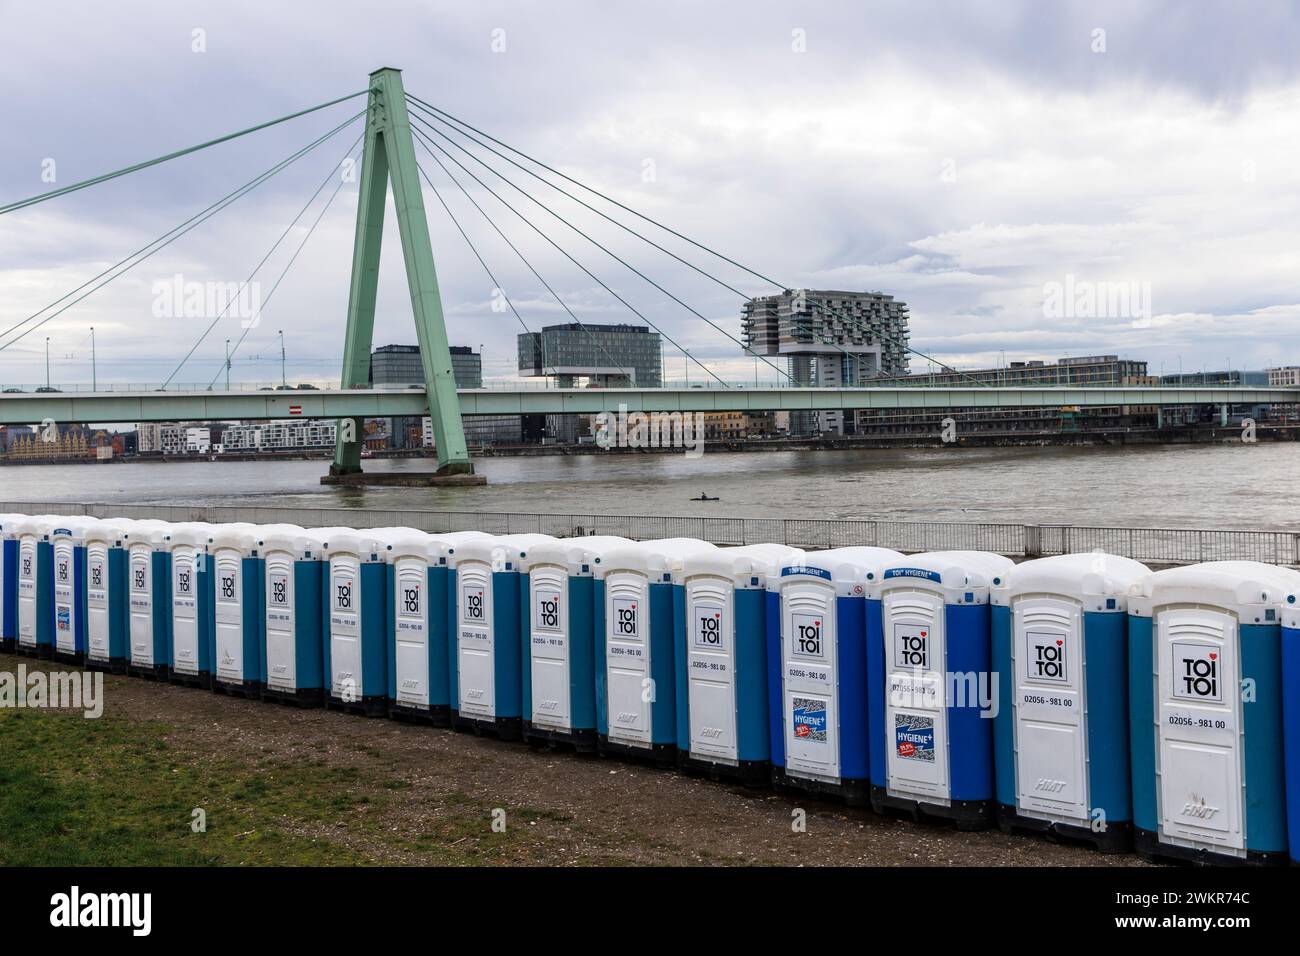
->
[330,67,472,477]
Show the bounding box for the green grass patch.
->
[0,704,557,866]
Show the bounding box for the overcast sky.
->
[3,0,1299,388]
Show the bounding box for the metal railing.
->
[3,501,1298,566]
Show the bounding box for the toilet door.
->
[456,562,494,718]
[528,566,570,729]
[604,572,651,746]
[128,545,154,665]
[393,557,430,708]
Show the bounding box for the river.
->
[1,442,1296,530]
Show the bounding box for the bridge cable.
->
[0,111,366,356]
[409,96,990,389]
[413,147,637,385]
[409,126,727,388]
[409,109,787,384]
[164,132,364,387]
[410,99,903,387]
[414,159,564,380]
[207,152,353,389]
[0,91,369,216]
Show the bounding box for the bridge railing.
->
[4,500,1298,566]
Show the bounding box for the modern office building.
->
[742,289,910,435]
[1268,366,1300,387]
[517,323,663,442]
[369,343,520,448]
[517,323,662,387]
[1156,368,1270,426]
[855,355,1157,437]
[219,420,338,452]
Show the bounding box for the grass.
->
[0,691,549,866]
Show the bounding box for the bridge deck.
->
[0,385,1294,425]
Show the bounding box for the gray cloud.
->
[3,0,1300,388]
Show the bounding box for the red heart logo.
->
[1209,653,1217,660]
[920,631,927,637]
[1056,640,1063,646]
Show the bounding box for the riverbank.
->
[1,422,1292,467]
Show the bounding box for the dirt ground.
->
[5,658,1148,867]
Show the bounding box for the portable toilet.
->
[84,519,131,673]
[259,524,326,706]
[868,550,1014,828]
[123,519,174,679]
[1128,561,1297,865]
[447,533,558,738]
[676,543,804,782]
[767,546,901,802]
[0,513,23,654]
[49,517,100,665]
[208,523,265,698]
[165,522,216,688]
[13,516,56,659]
[320,528,390,716]
[991,553,1151,852]
[592,538,718,763]
[517,536,631,750]
[382,530,493,723]
[1283,584,1300,866]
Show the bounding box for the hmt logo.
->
[792,613,823,657]
[1028,632,1068,683]
[894,624,929,669]
[1173,642,1221,702]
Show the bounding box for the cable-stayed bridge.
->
[2,68,1294,483]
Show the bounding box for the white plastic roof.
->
[782,546,903,586]
[595,537,719,577]
[682,543,805,581]
[881,550,1016,589]
[520,535,632,572]
[999,552,1151,600]
[1132,560,1300,609]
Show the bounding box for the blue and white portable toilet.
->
[123,519,174,679]
[320,528,389,716]
[991,552,1150,852]
[208,523,265,698]
[768,546,901,802]
[380,529,492,724]
[259,524,326,706]
[49,517,100,666]
[517,536,631,750]
[447,533,557,739]
[1128,561,1297,865]
[677,543,803,782]
[1282,580,1300,866]
[0,513,24,654]
[165,523,216,688]
[593,538,718,763]
[868,550,1014,828]
[13,516,56,659]
[84,519,131,673]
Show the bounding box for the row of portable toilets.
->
[2,512,1300,866]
